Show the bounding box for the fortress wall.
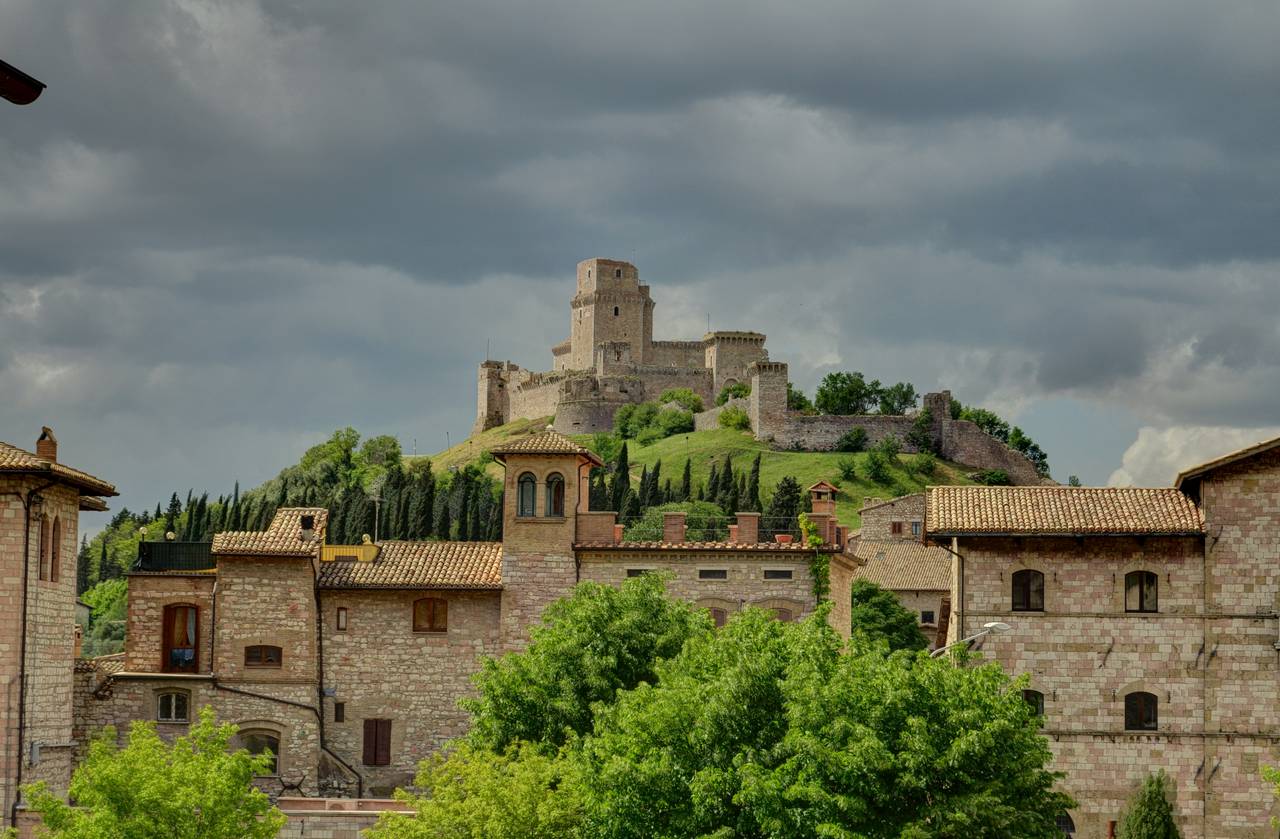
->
[764,414,918,452]
[694,397,749,431]
[508,378,562,423]
[939,419,1044,483]
[708,339,769,395]
[632,368,715,404]
[649,340,705,370]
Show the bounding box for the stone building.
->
[76,431,859,800]
[849,493,950,646]
[476,258,1047,484]
[0,430,116,833]
[927,438,1280,838]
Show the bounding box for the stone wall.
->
[858,495,925,541]
[319,589,501,795]
[704,333,768,396]
[123,573,215,673]
[649,340,705,370]
[692,397,748,431]
[937,419,1043,484]
[1,478,82,826]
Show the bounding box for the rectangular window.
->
[698,569,728,580]
[625,569,649,578]
[763,569,793,580]
[413,598,448,633]
[890,521,904,535]
[336,607,348,631]
[911,521,921,536]
[920,610,935,625]
[245,645,283,667]
[363,718,392,766]
[334,702,345,723]
[157,692,189,723]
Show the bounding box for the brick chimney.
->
[735,512,760,543]
[662,511,687,543]
[36,427,57,462]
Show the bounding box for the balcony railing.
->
[133,541,216,572]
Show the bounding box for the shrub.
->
[623,501,730,542]
[635,426,665,446]
[659,388,704,414]
[837,456,858,482]
[906,408,936,452]
[974,469,1012,486]
[912,451,937,477]
[866,451,891,484]
[875,434,902,459]
[835,427,868,453]
[655,408,694,436]
[716,381,751,406]
[1116,770,1181,839]
[718,405,751,430]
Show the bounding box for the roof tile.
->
[926,486,1203,536]
[318,540,502,589]
[854,540,951,591]
[212,507,328,557]
[489,431,602,464]
[574,540,823,553]
[0,440,117,496]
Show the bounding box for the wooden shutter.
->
[362,719,377,764]
[376,719,391,765]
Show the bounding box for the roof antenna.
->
[486,338,490,361]
[706,313,711,333]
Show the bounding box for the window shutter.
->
[376,719,392,765]
[363,720,377,764]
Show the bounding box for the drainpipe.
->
[4,481,55,829]
[927,535,965,642]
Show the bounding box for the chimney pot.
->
[36,427,57,462]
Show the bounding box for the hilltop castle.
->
[475,257,770,436]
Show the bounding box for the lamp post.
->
[0,59,46,105]
[930,621,1012,658]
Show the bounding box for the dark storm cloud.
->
[2,0,1279,516]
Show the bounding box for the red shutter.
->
[376,719,392,765]
[362,720,377,765]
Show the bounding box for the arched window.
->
[1055,812,1076,836]
[1011,569,1044,612]
[1125,571,1158,613]
[517,472,536,518]
[38,515,50,581]
[708,608,728,628]
[50,517,61,582]
[162,604,199,673]
[614,268,622,279]
[1124,691,1158,731]
[1022,689,1045,717]
[236,729,280,775]
[244,645,282,668]
[413,597,448,633]
[545,473,565,517]
[157,691,189,723]
[613,306,620,316]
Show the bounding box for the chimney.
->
[300,514,316,541]
[36,427,57,462]
[727,524,739,542]
[735,512,760,544]
[662,511,687,544]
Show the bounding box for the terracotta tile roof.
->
[212,507,328,557]
[0,440,117,496]
[854,540,951,591]
[926,486,1203,536]
[79,496,109,512]
[489,431,603,465]
[318,540,502,589]
[574,540,823,553]
[808,480,840,493]
[1174,434,1280,489]
[91,653,125,675]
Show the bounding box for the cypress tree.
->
[487,496,502,540]
[194,494,209,541]
[76,536,91,594]
[764,476,803,540]
[275,477,288,510]
[407,476,426,539]
[646,461,662,508]
[636,466,650,511]
[154,502,162,520]
[329,495,347,546]
[610,443,631,513]
[662,478,672,504]
[422,470,437,538]
[622,490,641,522]
[746,454,762,513]
[98,538,115,582]
[469,492,484,542]
[164,493,181,535]
[680,459,692,501]
[436,496,452,540]
[1117,771,1181,839]
[589,469,608,511]
[706,464,720,502]
[717,454,735,510]
[457,480,472,541]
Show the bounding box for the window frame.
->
[38,515,51,581]
[910,521,921,537]
[1124,570,1158,613]
[50,516,61,582]
[1022,689,1045,717]
[763,568,793,580]
[698,568,728,580]
[162,603,200,674]
[545,472,566,517]
[413,597,448,633]
[920,610,936,625]
[1011,569,1045,612]
[334,702,345,723]
[890,521,903,536]
[237,728,282,776]
[517,472,537,518]
[244,645,283,668]
[362,718,392,766]
[156,690,190,723]
[336,606,348,631]
[1124,691,1158,731]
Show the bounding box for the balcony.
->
[133,541,216,573]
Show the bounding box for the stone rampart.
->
[937,419,1044,484]
[767,413,918,452]
[693,397,749,431]
[648,340,705,369]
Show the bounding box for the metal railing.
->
[133,541,215,572]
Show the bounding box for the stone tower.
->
[568,258,654,370]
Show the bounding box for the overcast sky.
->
[3,0,1279,532]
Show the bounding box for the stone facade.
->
[476,258,769,435]
[932,441,1280,838]
[1,431,115,833]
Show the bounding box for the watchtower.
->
[569,258,654,370]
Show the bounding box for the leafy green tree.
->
[1008,426,1051,477]
[366,742,581,839]
[875,434,903,459]
[974,469,1012,486]
[837,456,857,481]
[25,706,285,839]
[786,382,813,413]
[906,408,937,452]
[764,476,803,539]
[866,450,891,484]
[877,381,918,415]
[850,580,927,651]
[835,426,869,453]
[655,408,694,436]
[716,381,751,406]
[815,371,882,415]
[464,574,712,752]
[659,388,704,414]
[960,407,1010,442]
[912,450,938,477]
[1116,771,1181,839]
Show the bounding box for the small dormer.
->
[491,431,603,553]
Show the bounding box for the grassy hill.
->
[426,419,977,527]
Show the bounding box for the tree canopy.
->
[1116,771,1182,839]
[850,579,928,652]
[26,707,285,839]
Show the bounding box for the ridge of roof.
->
[926,485,1203,536]
[489,431,603,465]
[0,440,117,496]
[1174,434,1280,489]
[212,507,328,557]
[574,540,825,553]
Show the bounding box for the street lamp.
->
[930,621,1011,658]
[0,58,46,105]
